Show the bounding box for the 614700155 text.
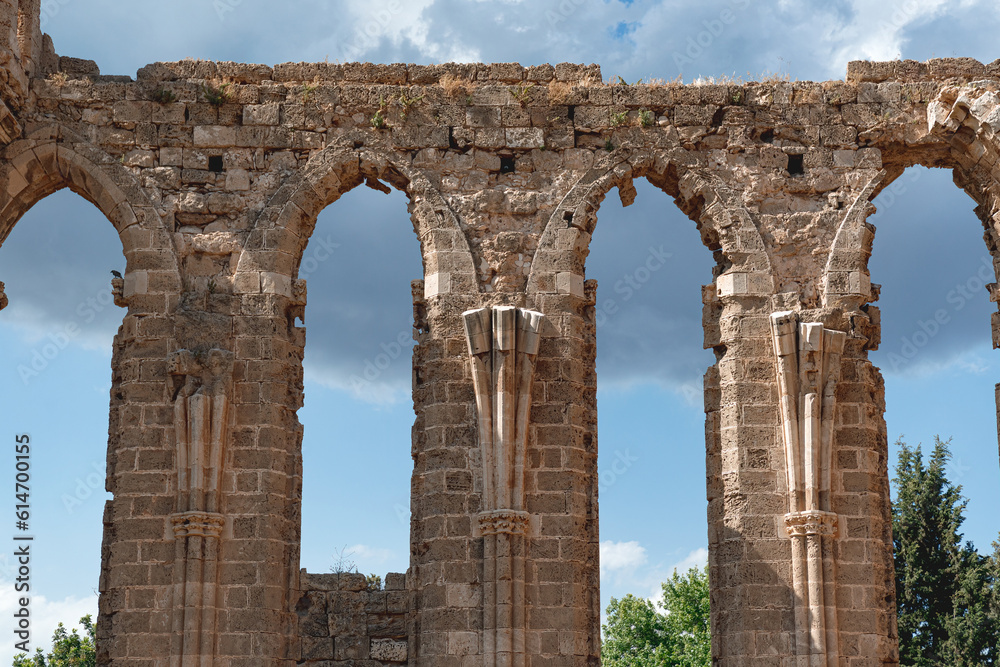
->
[12,434,32,654]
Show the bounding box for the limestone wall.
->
[2,9,1000,664]
[295,572,410,665]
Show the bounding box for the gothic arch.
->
[0,125,181,305]
[821,171,884,310]
[822,90,1000,310]
[233,144,478,297]
[526,147,776,299]
[926,87,1000,249]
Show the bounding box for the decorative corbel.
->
[289,278,307,322]
[770,311,845,667]
[463,306,544,667]
[111,275,126,308]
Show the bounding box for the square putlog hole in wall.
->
[787,154,804,176]
[500,157,516,174]
[208,155,225,173]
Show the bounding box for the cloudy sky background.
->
[3,0,1000,658]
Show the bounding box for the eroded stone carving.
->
[478,509,531,536]
[463,305,544,667]
[771,311,846,667]
[0,281,7,311]
[169,348,233,514]
[166,347,234,667]
[110,275,126,308]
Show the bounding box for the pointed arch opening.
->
[296,181,422,579]
[865,164,1000,554]
[0,134,177,661]
[232,145,481,664]
[0,188,125,656]
[527,149,775,659]
[588,176,716,625]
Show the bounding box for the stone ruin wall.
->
[2,2,1000,665]
[296,572,410,665]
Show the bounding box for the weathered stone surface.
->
[3,3,999,664]
[371,638,408,662]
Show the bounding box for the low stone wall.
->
[295,571,411,665]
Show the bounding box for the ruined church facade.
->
[2,2,999,665]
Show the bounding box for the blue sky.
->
[4,0,1000,659]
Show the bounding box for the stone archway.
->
[234,144,478,298]
[527,147,775,300]
[0,126,183,666]
[0,126,181,306]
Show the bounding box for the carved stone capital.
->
[784,510,838,538]
[171,511,225,539]
[478,510,530,536]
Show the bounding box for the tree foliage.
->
[601,566,710,667]
[892,436,999,666]
[12,615,95,667]
[660,566,711,666]
[602,434,1000,667]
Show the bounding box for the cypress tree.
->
[892,436,991,665]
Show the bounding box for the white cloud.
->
[0,589,97,664]
[670,547,709,575]
[318,0,480,63]
[345,544,396,571]
[600,540,648,576]
[828,0,949,72]
[304,366,410,406]
[880,343,998,379]
[956,355,990,375]
[599,544,708,626]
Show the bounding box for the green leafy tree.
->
[892,436,996,666]
[660,566,711,666]
[602,594,669,667]
[602,566,710,667]
[12,615,95,667]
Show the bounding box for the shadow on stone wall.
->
[295,571,411,664]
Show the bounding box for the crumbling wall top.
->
[847,57,1000,83]
[131,60,604,87]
